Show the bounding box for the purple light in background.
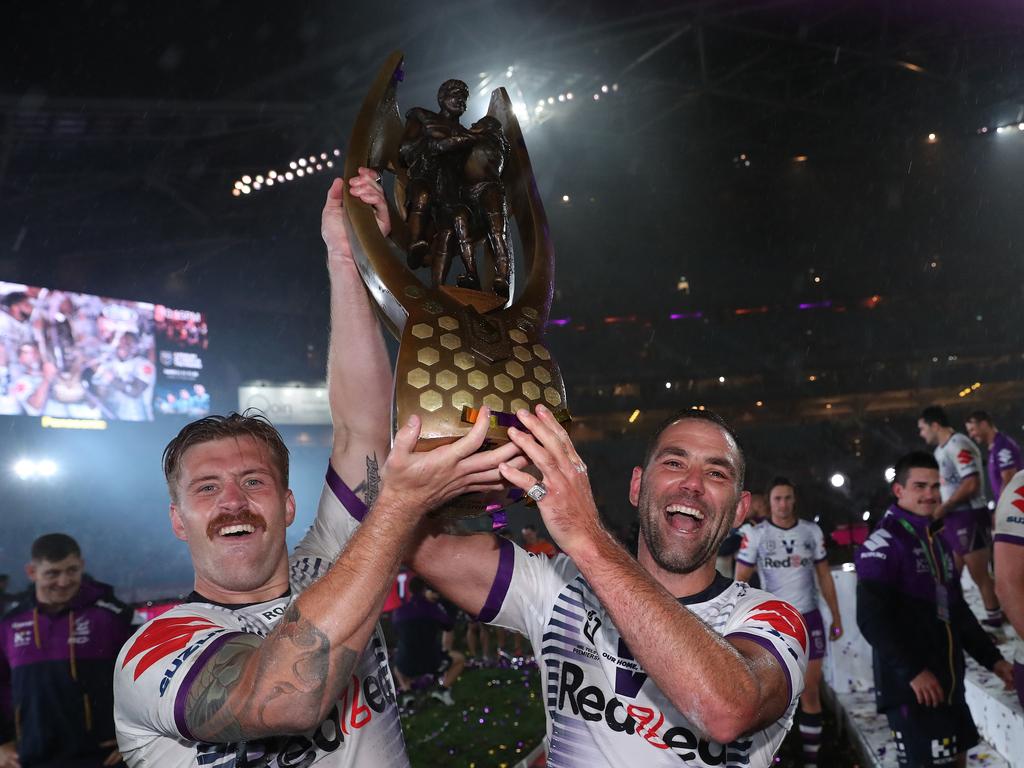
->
[798,300,833,310]
[669,311,704,320]
[547,317,571,326]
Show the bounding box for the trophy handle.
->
[487,89,554,327]
[343,51,417,339]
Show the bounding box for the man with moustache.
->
[387,408,807,765]
[856,452,1012,768]
[112,170,522,767]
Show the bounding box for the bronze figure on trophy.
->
[343,52,568,517]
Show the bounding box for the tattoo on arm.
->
[185,604,358,743]
[364,454,380,508]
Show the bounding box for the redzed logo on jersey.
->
[122,616,219,680]
[957,449,974,466]
[749,600,807,652]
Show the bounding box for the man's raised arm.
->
[322,170,393,503]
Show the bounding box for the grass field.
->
[401,664,546,768]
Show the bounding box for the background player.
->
[965,410,1022,502]
[918,406,1002,627]
[735,478,842,768]
[993,468,1024,708]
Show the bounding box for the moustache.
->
[206,510,268,540]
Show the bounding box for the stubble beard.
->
[637,480,737,575]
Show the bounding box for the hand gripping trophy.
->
[343,52,569,517]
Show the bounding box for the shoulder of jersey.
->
[119,605,229,682]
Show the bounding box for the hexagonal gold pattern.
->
[511,398,529,412]
[483,394,504,411]
[467,370,489,390]
[417,348,440,366]
[533,345,551,360]
[440,333,462,350]
[438,316,459,331]
[407,368,430,389]
[513,345,532,362]
[534,367,551,384]
[435,370,458,390]
[509,329,527,344]
[452,390,475,410]
[454,352,475,370]
[522,381,540,400]
[411,323,433,339]
[505,360,524,378]
[419,390,443,412]
[493,374,513,393]
[544,387,562,406]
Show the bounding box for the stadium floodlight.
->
[829,472,847,488]
[13,459,36,480]
[862,510,871,521]
[884,466,896,483]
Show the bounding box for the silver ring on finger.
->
[526,482,548,502]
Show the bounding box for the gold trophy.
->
[344,52,568,517]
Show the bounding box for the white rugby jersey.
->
[934,432,986,510]
[483,541,807,768]
[114,468,408,768]
[736,519,827,614]
[994,469,1024,664]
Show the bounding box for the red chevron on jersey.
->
[749,600,807,652]
[957,449,973,466]
[1013,485,1024,515]
[122,616,219,680]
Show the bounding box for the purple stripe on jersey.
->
[325,462,367,521]
[814,556,828,563]
[727,630,793,703]
[994,533,1024,546]
[174,631,244,741]
[477,537,514,622]
[736,556,756,566]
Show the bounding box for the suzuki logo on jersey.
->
[747,600,807,652]
[956,449,973,466]
[583,610,603,644]
[122,616,220,680]
[159,630,224,696]
[1012,486,1024,515]
[556,660,753,764]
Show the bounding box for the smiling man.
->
[856,451,1013,768]
[112,172,522,767]
[1,533,134,768]
[376,407,809,766]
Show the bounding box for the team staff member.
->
[735,478,842,768]
[964,411,1022,502]
[0,534,133,768]
[993,469,1024,707]
[856,452,1013,768]
[918,406,1002,628]
[112,173,524,767]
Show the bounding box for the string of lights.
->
[231,149,341,197]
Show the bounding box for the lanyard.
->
[896,517,945,586]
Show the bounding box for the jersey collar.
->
[677,572,733,605]
[186,588,291,610]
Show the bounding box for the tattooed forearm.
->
[184,604,358,743]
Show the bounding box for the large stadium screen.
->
[0,282,210,423]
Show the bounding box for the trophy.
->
[343,52,569,518]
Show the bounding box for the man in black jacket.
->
[856,452,1013,768]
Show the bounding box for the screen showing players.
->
[0,282,210,422]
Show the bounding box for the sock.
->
[986,608,1003,621]
[799,710,822,768]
